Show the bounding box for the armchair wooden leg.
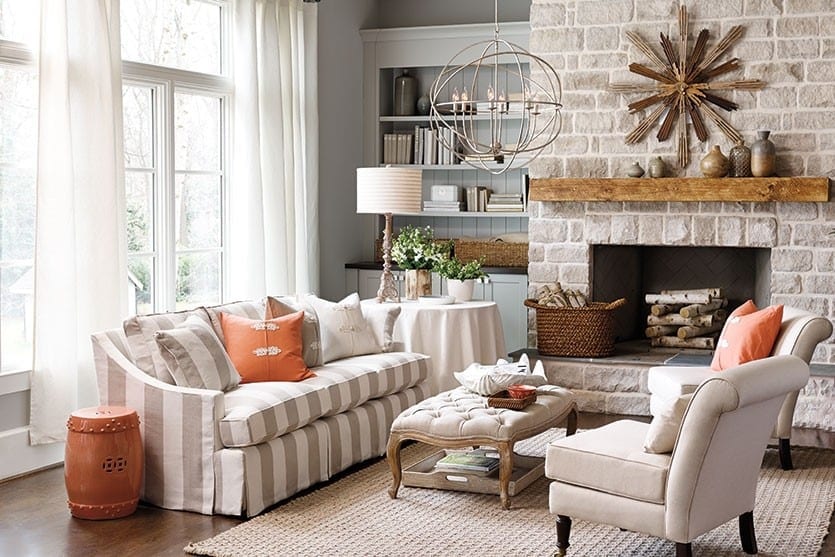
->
[554,515,571,556]
[675,542,693,557]
[739,511,758,554]
[778,438,793,471]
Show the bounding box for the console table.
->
[362,299,507,394]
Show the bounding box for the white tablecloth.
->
[363,299,507,395]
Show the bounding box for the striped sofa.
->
[92,325,431,517]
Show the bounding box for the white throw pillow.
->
[643,393,693,454]
[362,303,402,352]
[454,358,548,396]
[154,315,241,391]
[304,293,380,363]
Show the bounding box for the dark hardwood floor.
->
[1,414,833,557]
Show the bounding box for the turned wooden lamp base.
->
[376,212,400,303]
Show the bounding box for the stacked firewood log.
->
[644,288,727,349]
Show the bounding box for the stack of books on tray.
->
[435,449,500,474]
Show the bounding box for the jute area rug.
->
[185,429,835,557]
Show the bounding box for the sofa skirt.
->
[213,382,431,516]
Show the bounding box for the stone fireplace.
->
[523,0,835,428]
[591,244,772,344]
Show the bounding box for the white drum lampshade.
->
[356,167,422,215]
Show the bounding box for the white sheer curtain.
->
[29,0,127,444]
[230,0,319,299]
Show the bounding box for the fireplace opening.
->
[591,245,772,347]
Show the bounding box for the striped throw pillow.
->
[155,315,241,391]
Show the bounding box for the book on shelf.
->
[465,186,491,212]
[382,133,413,164]
[435,449,500,473]
[423,201,463,212]
[486,205,525,212]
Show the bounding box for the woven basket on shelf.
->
[455,240,528,267]
[524,298,627,358]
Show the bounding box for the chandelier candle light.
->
[356,167,423,303]
[429,0,563,175]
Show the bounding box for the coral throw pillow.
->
[220,311,314,383]
[711,301,783,371]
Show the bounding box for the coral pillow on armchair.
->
[220,311,314,383]
[711,302,783,371]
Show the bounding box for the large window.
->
[121,0,231,313]
[0,1,37,372]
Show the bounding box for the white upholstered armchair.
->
[648,306,831,470]
[544,354,810,556]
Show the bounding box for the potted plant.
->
[434,255,487,302]
[391,226,447,300]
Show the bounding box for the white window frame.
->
[0,38,36,379]
[121,9,233,312]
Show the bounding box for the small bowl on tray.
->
[506,384,537,399]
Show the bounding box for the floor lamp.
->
[356,167,423,303]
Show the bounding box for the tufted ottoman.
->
[386,385,577,509]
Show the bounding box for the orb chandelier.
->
[429,0,563,175]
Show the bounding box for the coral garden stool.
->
[386,386,577,509]
[65,406,143,519]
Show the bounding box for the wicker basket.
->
[524,298,627,358]
[455,240,528,267]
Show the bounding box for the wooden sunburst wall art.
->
[609,5,765,168]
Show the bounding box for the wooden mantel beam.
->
[529,176,830,202]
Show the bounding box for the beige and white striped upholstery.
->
[92,324,430,517]
[154,315,241,391]
[267,295,323,368]
[204,299,267,345]
[219,352,429,447]
[123,308,214,384]
[92,330,223,515]
[213,383,431,516]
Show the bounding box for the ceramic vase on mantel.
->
[729,141,752,177]
[446,279,475,303]
[405,269,431,300]
[751,130,776,177]
[700,145,729,178]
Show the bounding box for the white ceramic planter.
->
[446,278,475,302]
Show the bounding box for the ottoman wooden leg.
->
[497,442,514,510]
[386,433,404,499]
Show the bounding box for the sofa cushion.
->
[204,299,267,345]
[362,302,402,353]
[123,308,213,383]
[219,351,429,448]
[220,311,314,383]
[267,295,322,368]
[711,304,784,371]
[545,420,671,504]
[154,315,241,391]
[644,393,692,454]
[305,293,380,363]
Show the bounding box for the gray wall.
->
[316,0,532,300]
[317,0,379,300]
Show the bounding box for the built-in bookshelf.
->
[361,22,532,234]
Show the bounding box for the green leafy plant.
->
[391,226,448,270]
[434,255,487,281]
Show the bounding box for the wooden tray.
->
[402,450,544,497]
[487,391,536,410]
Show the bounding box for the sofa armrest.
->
[91,331,223,515]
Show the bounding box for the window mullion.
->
[158,79,178,312]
